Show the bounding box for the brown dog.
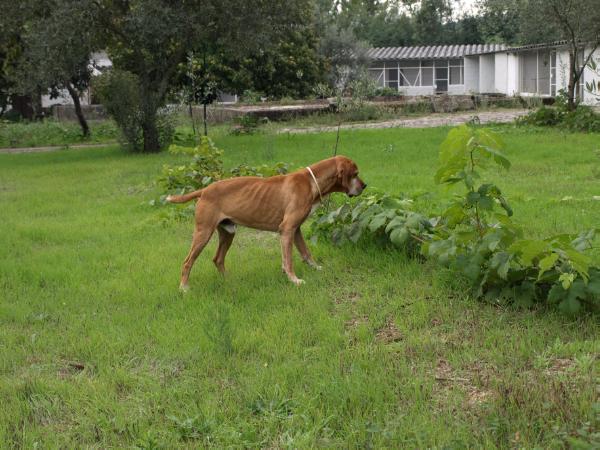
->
[166,155,366,290]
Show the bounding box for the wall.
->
[479,54,495,93]
[447,85,467,95]
[582,47,600,105]
[464,56,479,93]
[402,86,435,96]
[506,53,519,96]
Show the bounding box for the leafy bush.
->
[311,125,599,315]
[517,90,600,132]
[240,89,265,104]
[94,70,174,152]
[517,105,561,127]
[154,136,290,220]
[229,115,268,135]
[374,87,405,98]
[157,136,224,194]
[229,162,289,178]
[561,106,600,132]
[313,83,333,99]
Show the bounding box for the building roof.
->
[504,40,569,52]
[366,44,506,61]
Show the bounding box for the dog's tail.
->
[165,189,204,203]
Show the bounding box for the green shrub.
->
[154,136,291,221]
[311,125,600,315]
[517,105,561,127]
[313,83,333,99]
[94,70,174,152]
[240,89,265,104]
[157,136,224,194]
[561,105,600,132]
[229,115,266,135]
[374,87,404,98]
[341,104,383,122]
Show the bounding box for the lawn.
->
[0,125,598,448]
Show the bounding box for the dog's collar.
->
[306,166,323,203]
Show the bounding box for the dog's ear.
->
[336,158,352,190]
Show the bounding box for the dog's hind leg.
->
[213,225,235,274]
[180,224,215,292]
[294,229,322,270]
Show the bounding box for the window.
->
[448,59,464,85]
[398,61,419,86]
[400,67,420,86]
[369,69,384,87]
[421,64,434,86]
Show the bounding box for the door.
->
[435,66,448,93]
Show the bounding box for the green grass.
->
[0,126,598,448]
[0,119,119,148]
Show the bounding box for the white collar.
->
[306,166,323,202]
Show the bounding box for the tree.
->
[13,0,97,136]
[476,0,522,44]
[520,0,600,110]
[414,0,453,45]
[0,0,44,119]
[93,0,314,152]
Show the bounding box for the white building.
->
[367,41,600,105]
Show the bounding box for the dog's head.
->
[335,156,366,197]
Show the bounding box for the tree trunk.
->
[11,95,36,120]
[567,49,577,111]
[65,83,90,137]
[142,116,161,153]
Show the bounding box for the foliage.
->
[231,28,327,99]
[229,115,269,135]
[157,137,225,194]
[94,70,174,152]
[311,125,599,314]
[373,87,404,98]
[229,162,289,178]
[0,119,118,148]
[9,0,97,136]
[155,136,290,220]
[518,94,600,133]
[92,0,311,152]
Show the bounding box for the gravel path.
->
[277,109,529,134]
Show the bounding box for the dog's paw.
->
[179,283,190,293]
[313,264,323,271]
[290,277,305,286]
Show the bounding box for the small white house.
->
[367,41,600,104]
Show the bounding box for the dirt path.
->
[277,109,529,134]
[0,142,116,154]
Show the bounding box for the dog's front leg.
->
[280,228,304,285]
[294,229,322,270]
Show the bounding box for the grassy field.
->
[0,125,598,448]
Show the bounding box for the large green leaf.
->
[510,240,549,266]
[559,279,586,315]
[389,227,410,247]
[489,251,511,280]
[537,253,559,279]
